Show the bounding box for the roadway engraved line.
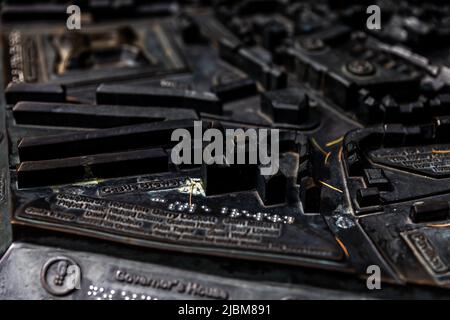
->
[319,180,343,193]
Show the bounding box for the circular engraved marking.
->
[41,256,81,296]
[346,60,375,76]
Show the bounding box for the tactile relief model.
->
[0,0,449,300]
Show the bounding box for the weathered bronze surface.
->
[1,1,450,299]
